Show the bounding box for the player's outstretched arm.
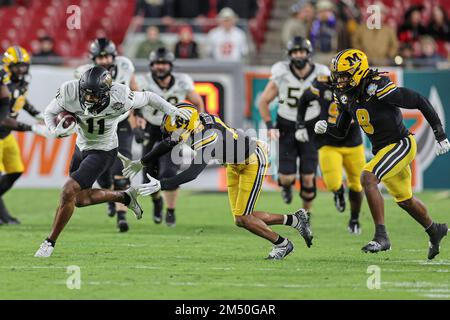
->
[295,87,316,142]
[316,107,352,139]
[131,91,191,121]
[386,86,449,155]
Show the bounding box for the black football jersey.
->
[299,76,362,148]
[333,75,410,154]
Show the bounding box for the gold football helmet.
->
[161,103,202,142]
[330,49,369,92]
[2,46,31,81]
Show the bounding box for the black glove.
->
[133,127,147,144]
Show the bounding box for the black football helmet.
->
[286,36,313,69]
[149,47,175,80]
[79,66,112,115]
[89,38,117,76]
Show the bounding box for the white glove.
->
[435,138,450,156]
[314,120,327,134]
[295,128,309,142]
[34,113,45,121]
[137,173,161,196]
[169,107,192,125]
[32,124,51,138]
[51,119,76,138]
[118,152,143,179]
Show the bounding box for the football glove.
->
[295,127,309,142]
[118,153,143,179]
[31,124,51,138]
[51,119,76,138]
[137,173,161,196]
[169,107,192,125]
[435,138,450,156]
[314,120,327,134]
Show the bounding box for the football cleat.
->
[165,210,176,227]
[281,186,292,204]
[117,212,129,233]
[348,219,361,235]
[266,239,294,260]
[427,223,448,260]
[34,240,54,258]
[333,189,346,213]
[361,237,391,253]
[125,187,143,220]
[153,197,163,224]
[293,209,313,247]
[107,201,116,217]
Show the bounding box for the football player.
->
[75,38,139,232]
[296,75,365,234]
[315,49,450,259]
[34,66,191,257]
[0,46,48,224]
[118,103,313,260]
[258,36,329,211]
[135,47,204,226]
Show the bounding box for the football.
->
[54,111,76,129]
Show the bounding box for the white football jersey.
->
[207,26,249,61]
[136,72,194,126]
[53,80,134,151]
[271,61,330,122]
[74,56,135,87]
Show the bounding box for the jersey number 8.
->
[356,109,374,134]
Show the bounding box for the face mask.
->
[291,57,308,69]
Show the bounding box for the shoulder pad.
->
[271,61,289,78]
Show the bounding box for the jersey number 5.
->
[356,109,374,134]
[287,87,301,108]
[87,118,105,135]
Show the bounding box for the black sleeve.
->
[326,106,352,139]
[160,148,209,190]
[0,117,32,131]
[384,87,446,141]
[23,101,41,117]
[0,97,9,122]
[296,87,317,128]
[141,138,175,165]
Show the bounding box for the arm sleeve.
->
[383,86,446,141]
[141,138,176,165]
[326,107,353,139]
[296,87,317,127]
[44,98,64,131]
[132,91,176,115]
[0,97,9,122]
[160,149,209,191]
[24,101,41,117]
[0,118,32,131]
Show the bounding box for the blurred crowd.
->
[283,0,450,68]
[2,0,450,68]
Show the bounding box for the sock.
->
[375,224,388,238]
[350,210,359,220]
[45,238,56,247]
[273,235,288,246]
[167,208,175,216]
[283,214,299,227]
[0,197,12,220]
[117,211,126,221]
[334,185,344,196]
[122,193,131,206]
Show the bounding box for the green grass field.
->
[0,189,449,300]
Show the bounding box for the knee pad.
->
[300,178,316,201]
[113,176,130,191]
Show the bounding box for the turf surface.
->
[0,189,449,299]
